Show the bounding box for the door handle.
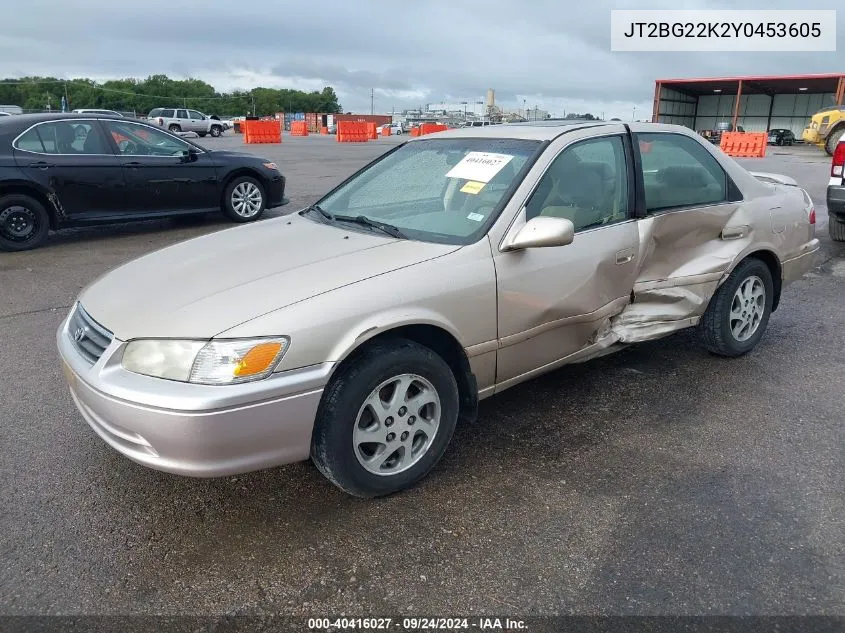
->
[30,161,54,170]
[125,161,143,168]
[616,249,634,265]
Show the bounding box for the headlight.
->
[122,337,289,385]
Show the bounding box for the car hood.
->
[78,214,460,341]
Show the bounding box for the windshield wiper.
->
[332,214,408,239]
[303,204,335,222]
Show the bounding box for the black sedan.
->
[767,128,796,146]
[0,113,287,251]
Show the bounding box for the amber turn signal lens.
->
[233,342,283,377]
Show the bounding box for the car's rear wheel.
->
[168,124,181,133]
[311,339,460,497]
[198,132,207,138]
[825,127,844,155]
[222,176,266,222]
[210,125,222,137]
[0,194,50,252]
[830,216,845,242]
[698,258,773,357]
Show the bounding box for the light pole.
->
[523,99,526,120]
[632,106,636,121]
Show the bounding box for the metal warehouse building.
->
[652,74,845,136]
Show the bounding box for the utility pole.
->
[251,93,256,116]
[632,106,636,121]
[370,88,374,115]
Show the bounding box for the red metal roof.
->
[656,73,844,83]
[656,73,844,96]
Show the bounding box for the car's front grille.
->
[68,304,113,364]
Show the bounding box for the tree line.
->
[0,75,343,116]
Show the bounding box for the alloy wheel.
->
[353,374,441,476]
[730,275,766,342]
[230,182,263,217]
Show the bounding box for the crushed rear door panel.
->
[610,203,747,342]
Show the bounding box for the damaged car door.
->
[610,131,744,342]
[493,130,640,389]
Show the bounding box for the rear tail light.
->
[832,141,845,177]
[809,208,816,225]
[157,117,163,126]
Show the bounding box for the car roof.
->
[407,119,616,141]
[0,112,129,125]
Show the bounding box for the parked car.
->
[0,112,10,117]
[0,113,287,251]
[72,108,124,117]
[827,136,845,241]
[0,105,23,115]
[147,108,226,137]
[57,121,818,497]
[767,129,796,146]
[377,123,406,135]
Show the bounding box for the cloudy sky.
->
[1,0,842,118]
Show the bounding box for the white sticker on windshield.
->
[446,152,514,183]
[467,212,485,222]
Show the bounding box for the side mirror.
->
[182,147,200,163]
[503,216,575,251]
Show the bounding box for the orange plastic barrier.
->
[321,126,329,135]
[720,132,767,158]
[381,126,392,136]
[336,121,369,142]
[366,122,378,140]
[419,123,448,135]
[289,121,309,136]
[409,127,420,137]
[243,120,282,144]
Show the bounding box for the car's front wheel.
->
[210,125,222,137]
[222,175,266,222]
[311,339,460,497]
[168,124,181,133]
[698,257,774,357]
[0,194,50,252]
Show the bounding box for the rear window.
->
[161,109,175,118]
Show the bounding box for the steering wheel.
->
[118,139,139,155]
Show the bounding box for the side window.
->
[148,109,162,118]
[637,133,727,213]
[14,121,109,155]
[188,110,204,120]
[525,135,629,231]
[103,121,192,156]
[160,109,175,118]
[176,110,188,119]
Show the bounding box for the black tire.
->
[830,216,845,242]
[698,257,774,357]
[0,194,50,252]
[825,127,844,156]
[210,125,222,137]
[168,124,181,133]
[311,339,460,498]
[197,132,207,138]
[222,175,266,222]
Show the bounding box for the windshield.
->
[312,137,542,244]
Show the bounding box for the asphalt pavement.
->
[1,134,843,618]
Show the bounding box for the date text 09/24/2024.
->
[307,617,528,630]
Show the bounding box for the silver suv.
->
[147,108,225,137]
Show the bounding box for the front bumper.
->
[827,184,845,220]
[265,174,287,209]
[57,308,330,477]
